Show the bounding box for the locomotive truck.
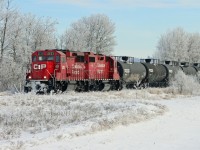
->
[24,49,199,94]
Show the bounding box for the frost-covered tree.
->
[155,27,200,63]
[187,33,200,63]
[56,34,66,49]
[8,12,24,62]
[20,14,57,64]
[0,0,58,91]
[62,14,116,54]
[0,0,16,62]
[155,27,189,62]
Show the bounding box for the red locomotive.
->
[25,49,121,93]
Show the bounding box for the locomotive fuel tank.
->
[117,61,146,85]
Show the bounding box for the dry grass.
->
[0,92,166,141]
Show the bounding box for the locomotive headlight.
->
[28,76,32,79]
[44,76,47,79]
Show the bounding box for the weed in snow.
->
[0,92,165,141]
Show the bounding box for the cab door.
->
[60,56,67,80]
[55,55,66,81]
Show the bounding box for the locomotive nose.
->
[31,61,55,80]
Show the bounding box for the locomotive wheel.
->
[84,81,89,92]
[61,82,68,92]
[54,83,62,93]
[89,84,98,91]
[118,81,123,91]
[75,81,89,92]
[47,86,52,94]
[24,86,31,93]
[88,80,99,91]
[75,81,84,92]
[110,80,122,91]
[98,83,105,91]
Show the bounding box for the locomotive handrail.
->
[53,69,58,87]
[46,69,54,79]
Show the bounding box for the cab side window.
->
[89,57,95,62]
[56,55,60,62]
[32,56,37,62]
[77,56,84,62]
[62,57,66,63]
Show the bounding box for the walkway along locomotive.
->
[24,49,200,93]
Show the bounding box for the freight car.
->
[117,58,181,88]
[24,49,199,93]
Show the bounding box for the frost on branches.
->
[155,27,200,63]
[0,0,57,91]
[61,14,116,55]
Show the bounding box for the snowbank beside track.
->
[0,90,166,149]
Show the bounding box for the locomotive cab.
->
[28,50,66,81]
[25,50,66,93]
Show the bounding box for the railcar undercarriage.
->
[24,79,124,94]
[24,78,169,94]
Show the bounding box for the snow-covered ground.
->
[37,97,199,150]
[0,89,200,150]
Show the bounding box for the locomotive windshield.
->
[38,56,55,61]
[47,56,54,61]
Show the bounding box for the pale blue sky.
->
[14,0,200,58]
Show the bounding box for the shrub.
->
[169,70,200,95]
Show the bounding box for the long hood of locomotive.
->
[117,61,146,83]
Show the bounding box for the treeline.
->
[0,0,57,91]
[155,27,200,63]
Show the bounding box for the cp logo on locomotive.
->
[34,64,46,70]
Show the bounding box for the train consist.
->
[24,49,200,93]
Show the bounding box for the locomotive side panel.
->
[84,52,111,80]
[65,51,85,81]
